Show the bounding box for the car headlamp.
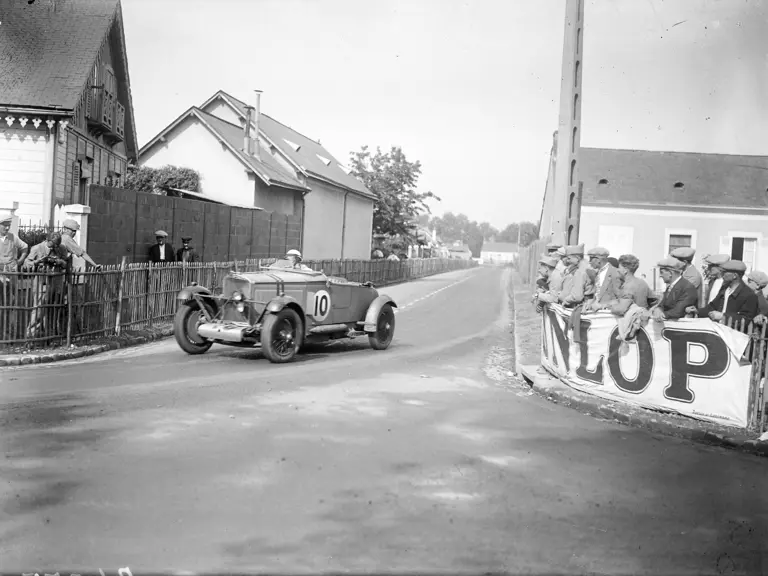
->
[232,290,244,302]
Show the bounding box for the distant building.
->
[448,243,473,260]
[481,242,518,264]
[539,146,768,288]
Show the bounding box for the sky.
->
[121,0,768,231]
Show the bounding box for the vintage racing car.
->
[173,258,397,363]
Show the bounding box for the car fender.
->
[177,285,213,304]
[265,295,304,315]
[363,295,398,332]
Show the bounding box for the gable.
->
[203,91,375,199]
[0,0,138,160]
[580,147,768,210]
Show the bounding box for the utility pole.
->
[550,0,584,245]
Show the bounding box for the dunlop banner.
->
[541,304,753,428]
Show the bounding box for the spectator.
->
[651,257,698,322]
[686,260,757,325]
[609,254,654,313]
[24,232,68,338]
[148,230,176,263]
[532,256,558,313]
[585,246,621,312]
[669,246,703,292]
[0,214,28,339]
[60,219,100,270]
[176,236,200,263]
[607,256,619,268]
[702,254,729,305]
[557,244,596,308]
[546,246,567,295]
[747,270,768,325]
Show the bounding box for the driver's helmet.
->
[286,249,302,260]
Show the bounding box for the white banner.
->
[540,304,753,428]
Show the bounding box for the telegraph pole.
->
[550,0,584,245]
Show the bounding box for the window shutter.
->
[71,161,81,204]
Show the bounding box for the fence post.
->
[114,256,127,336]
[147,261,154,329]
[748,322,767,430]
[66,276,73,348]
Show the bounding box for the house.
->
[139,90,376,260]
[481,242,518,264]
[447,243,473,260]
[540,146,768,288]
[0,0,138,226]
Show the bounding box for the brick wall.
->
[87,185,303,265]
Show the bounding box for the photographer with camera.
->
[24,232,69,338]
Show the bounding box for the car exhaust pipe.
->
[197,322,248,343]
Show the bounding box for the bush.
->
[123,164,201,194]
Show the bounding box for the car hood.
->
[227,270,327,285]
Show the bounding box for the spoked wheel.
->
[261,308,303,363]
[369,304,395,350]
[174,302,214,355]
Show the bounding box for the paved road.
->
[0,266,766,575]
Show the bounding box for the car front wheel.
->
[261,308,303,363]
[369,304,395,350]
[174,301,214,355]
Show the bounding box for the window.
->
[731,237,758,273]
[668,234,692,252]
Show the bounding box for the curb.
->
[0,326,174,368]
[520,365,768,458]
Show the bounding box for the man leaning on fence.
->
[176,236,200,263]
[650,257,699,322]
[61,219,101,270]
[24,232,69,338]
[0,215,29,338]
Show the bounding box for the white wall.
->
[140,116,253,207]
[580,205,768,290]
[343,193,373,259]
[302,178,345,259]
[0,127,53,224]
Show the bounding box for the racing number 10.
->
[313,290,331,320]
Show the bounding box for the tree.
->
[123,164,201,194]
[497,221,540,247]
[349,145,440,240]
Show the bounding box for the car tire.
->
[261,308,303,363]
[174,301,214,355]
[369,304,395,350]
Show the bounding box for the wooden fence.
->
[0,257,477,351]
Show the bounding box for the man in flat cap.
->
[547,246,567,294]
[585,246,621,312]
[746,270,768,324]
[60,218,101,270]
[650,256,699,322]
[556,243,596,308]
[702,254,729,305]
[0,214,29,338]
[669,246,702,294]
[176,236,200,263]
[687,260,757,325]
[532,255,558,313]
[148,230,177,263]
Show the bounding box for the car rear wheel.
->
[174,301,214,355]
[261,308,303,363]
[369,304,395,350]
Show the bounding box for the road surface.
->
[0,266,765,575]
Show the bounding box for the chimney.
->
[252,89,262,161]
[243,105,254,155]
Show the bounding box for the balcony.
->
[85,86,124,143]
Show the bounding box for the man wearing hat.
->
[60,218,101,270]
[148,230,177,263]
[24,232,69,338]
[746,270,768,323]
[650,257,699,322]
[176,236,200,263]
[0,214,29,338]
[701,254,729,304]
[687,260,758,325]
[532,255,558,312]
[557,243,596,307]
[585,246,621,311]
[669,246,702,292]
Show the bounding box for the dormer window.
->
[598,178,608,185]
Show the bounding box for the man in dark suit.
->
[686,260,758,325]
[651,257,699,322]
[148,230,176,264]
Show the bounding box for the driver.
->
[286,249,312,271]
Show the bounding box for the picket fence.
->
[0,257,476,350]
